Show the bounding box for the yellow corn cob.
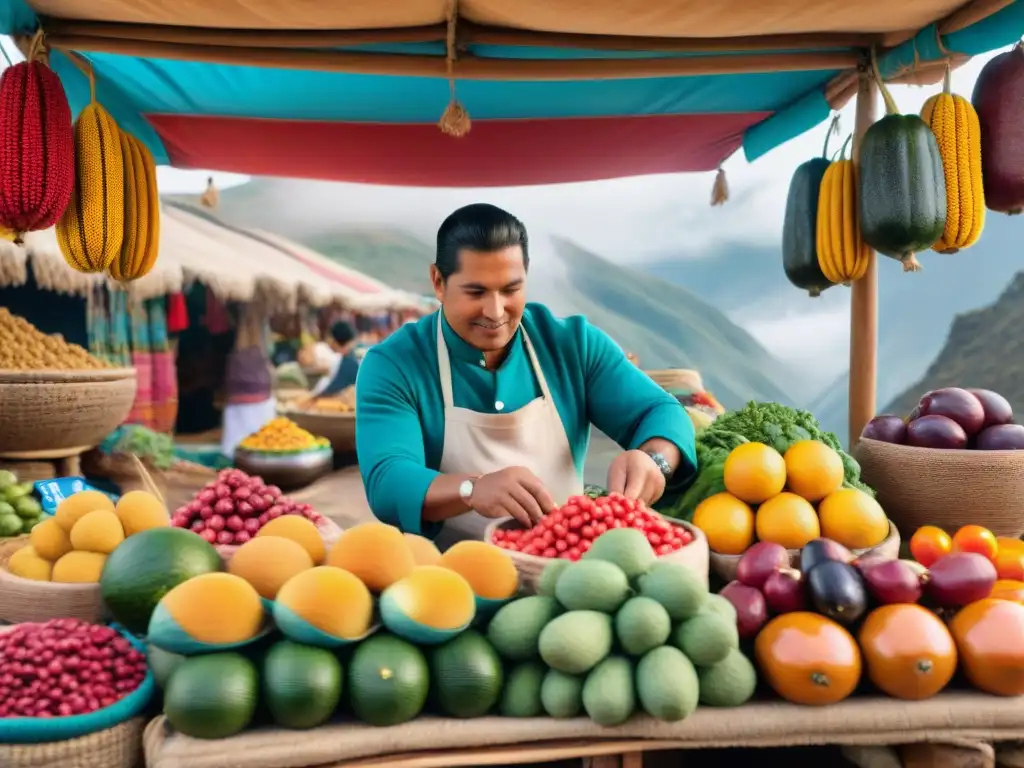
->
[920,66,985,253]
[816,139,870,285]
[109,130,160,282]
[56,103,124,273]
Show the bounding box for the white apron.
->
[433,316,583,551]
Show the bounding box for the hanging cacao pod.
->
[108,130,159,282]
[0,58,74,236]
[56,100,125,273]
[971,42,1024,215]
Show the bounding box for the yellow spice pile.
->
[0,308,110,370]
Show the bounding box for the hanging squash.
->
[0,47,74,237]
[920,64,985,253]
[859,58,946,271]
[56,71,125,274]
[108,131,160,282]
[971,42,1024,215]
[781,118,836,298]
[816,134,871,286]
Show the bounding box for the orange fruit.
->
[909,525,953,568]
[817,488,889,550]
[723,442,787,504]
[952,525,998,562]
[990,579,1024,604]
[783,440,844,502]
[994,540,1024,581]
[755,492,820,550]
[692,492,755,555]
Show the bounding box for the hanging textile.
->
[166,291,188,334]
[126,295,155,429]
[86,285,112,365]
[149,298,178,434]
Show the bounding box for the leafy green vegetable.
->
[109,425,175,470]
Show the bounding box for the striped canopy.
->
[1,0,1022,187]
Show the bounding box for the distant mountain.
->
[885,272,1024,419]
[180,177,801,410]
[643,213,1024,443]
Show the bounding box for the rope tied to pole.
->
[438,0,471,138]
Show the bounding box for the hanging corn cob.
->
[109,130,160,282]
[816,135,870,285]
[56,64,124,274]
[0,35,74,238]
[920,63,985,253]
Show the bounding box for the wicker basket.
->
[708,520,902,583]
[644,369,705,393]
[80,451,218,513]
[853,437,1024,538]
[0,369,137,455]
[0,536,106,624]
[0,716,144,768]
[278,409,355,453]
[483,516,709,594]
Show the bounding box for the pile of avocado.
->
[151,528,757,740]
[486,528,757,725]
[0,470,44,538]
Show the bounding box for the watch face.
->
[459,480,475,500]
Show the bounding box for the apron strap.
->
[520,327,554,401]
[435,313,456,409]
[436,312,554,406]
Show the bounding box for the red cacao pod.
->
[0,59,74,234]
[972,43,1024,215]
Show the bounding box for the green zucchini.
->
[858,113,946,271]
[782,155,832,297]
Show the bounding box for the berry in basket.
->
[171,468,323,547]
[0,619,147,718]
[490,493,693,560]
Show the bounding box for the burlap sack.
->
[143,692,1024,768]
[853,438,1024,538]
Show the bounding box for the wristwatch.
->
[643,451,674,479]
[458,479,475,505]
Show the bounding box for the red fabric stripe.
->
[145,112,770,187]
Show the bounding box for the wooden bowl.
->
[853,437,1024,538]
[708,520,902,583]
[483,515,709,595]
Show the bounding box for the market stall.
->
[1,0,1024,767]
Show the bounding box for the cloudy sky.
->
[153,51,1003,380]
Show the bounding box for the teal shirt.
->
[355,303,697,537]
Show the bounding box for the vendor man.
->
[355,203,696,549]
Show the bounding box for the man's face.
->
[432,246,527,352]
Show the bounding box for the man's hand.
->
[606,450,666,505]
[469,467,557,529]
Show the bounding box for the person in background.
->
[300,320,360,407]
[356,203,696,549]
[220,345,275,458]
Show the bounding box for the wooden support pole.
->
[848,67,879,450]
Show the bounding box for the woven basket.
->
[853,438,1024,538]
[0,369,137,454]
[0,716,144,768]
[0,536,105,624]
[708,521,902,583]
[483,516,709,594]
[644,369,705,393]
[80,451,218,514]
[278,410,355,452]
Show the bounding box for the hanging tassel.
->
[710,167,729,206]
[438,0,471,137]
[200,176,219,209]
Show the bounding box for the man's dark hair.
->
[329,320,356,346]
[435,203,529,280]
